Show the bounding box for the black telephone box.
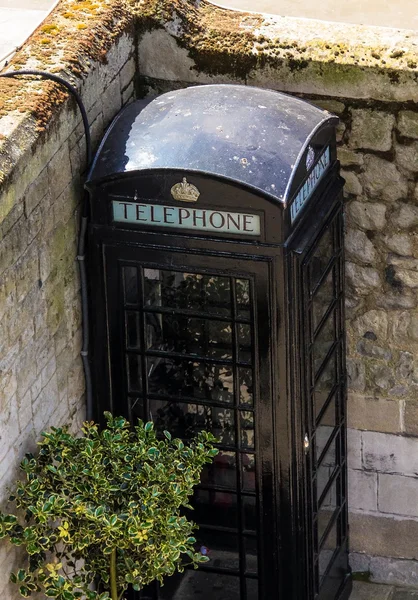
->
[85,85,351,600]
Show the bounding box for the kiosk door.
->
[101,245,277,600]
[291,199,348,600]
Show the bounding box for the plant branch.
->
[110,548,118,600]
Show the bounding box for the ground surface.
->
[0,0,57,67]
[350,581,418,599]
[211,0,418,30]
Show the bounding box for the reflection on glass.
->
[144,269,231,316]
[193,489,238,529]
[239,369,253,406]
[126,311,141,350]
[318,477,338,542]
[123,266,139,304]
[196,530,239,571]
[318,520,338,581]
[145,313,233,360]
[316,434,338,500]
[314,353,336,421]
[127,354,142,392]
[242,454,256,492]
[147,358,234,403]
[313,268,335,332]
[151,400,235,446]
[129,397,143,421]
[310,227,333,292]
[201,451,237,490]
[238,323,252,363]
[245,537,258,574]
[236,279,251,320]
[240,412,255,449]
[313,312,336,373]
[243,495,257,532]
[246,578,259,599]
[159,570,240,600]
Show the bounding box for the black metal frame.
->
[87,154,351,599]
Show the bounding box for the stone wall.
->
[0,1,135,596]
[135,1,418,587]
[2,0,418,592]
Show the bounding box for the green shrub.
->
[0,412,218,600]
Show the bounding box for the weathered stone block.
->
[102,76,122,128]
[396,142,418,173]
[393,204,418,229]
[346,262,380,295]
[403,400,418,436]
[47,142,72,200]
[350,581,393,600]
[353,310,388,341]
[347,428,362,470]
[350,511,418,560]
[362,155,408,202]
[348,468,377,511]
[349,109,394,151]
[345,228,376,263]
[347,201,386,231]
[348,396,401,434]
[338,147,364,167]
[379,472,418,517]
[119,57,136,91]
[362,430,418,475]
[347,358,366,392]
[398,110,418,139]
[370,556,418,588]
[376,291,417,310]
[384,234,413,256]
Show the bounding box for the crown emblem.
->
[306,146,316,170]
[170,178,200,203]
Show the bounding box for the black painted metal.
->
[86,85,351,600]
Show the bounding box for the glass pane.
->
[310,227,333,292]
[130,397,143,421]
[147,358,234,403]
[246,578,259,600]
[193,489,238,529]
[242,453,256,492]
[159,570,240,600]
[236,278,251,319]
[238,323,252,363]
[239,368,253,406]
[127,354,142,392]
[150,400,235,446]
[317,397,336,440]
[145,313,233,360]
[240,411,255,449]
[196,530,239,571]
[313,311,336,373]
[144,269,232,316]
[125,311,141,350]
[314,352,336,421]
[318,478,338,542]
[245,537,258,574]
[316,433,338,500]
[243,495,257,532]
[123,266,139,304]
[201,451,237,490]
[318,520,338,581]
[313,268,335,332]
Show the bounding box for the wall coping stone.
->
[2,0,418,226]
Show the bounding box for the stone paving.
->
[0,0,57,67]
[211,0,418,30]
[351,582,418,599]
